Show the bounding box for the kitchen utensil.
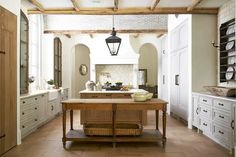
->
[225,66,235,80]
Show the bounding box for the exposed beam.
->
[114,0,118,11]
[44,29,168,34]
[150,0,161,11]
[29,0,45,12]
[187,0,204,11]
[71,0,80,11]
[28,7,218,15]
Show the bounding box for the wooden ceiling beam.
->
[114,0,119,11]
[28,7,218,15]
[187,0,204,11]
[150,0,161,11]
[71,0,80,11]
[44,29,167,34]
[29,0,45,12]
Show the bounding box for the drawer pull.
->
[35,107,38,110]
[218,130,224,135]
[22,125,25,128]
[219,115,224,119]
[231,120,234,129]
[203,110,207,113]
[218,103,224,106]
[35,119,38,122]
[41,95,44,97]
[0,134,6,139]
[51,106,54,111]
[22,112,25,115]
[196,108,199,115]
[203,123,207,126]
[35,98,37,100]
[203,99,207,102]
[23,101,25,104]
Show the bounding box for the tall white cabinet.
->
[168,15,217,125]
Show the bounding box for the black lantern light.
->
[105,15,121,56]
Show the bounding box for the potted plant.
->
[28,76,35,93]
[47,79,54,89]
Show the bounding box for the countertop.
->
[192,92,236,102]
[20,87,69,99]
[79,89,147,94]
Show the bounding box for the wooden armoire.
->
[0,6,17,155]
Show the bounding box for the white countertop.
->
[20,87,69,99]
[79,89,147,94]
[192,92,236,102]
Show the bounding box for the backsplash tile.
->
[96,64,133,86]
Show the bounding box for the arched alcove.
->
[138,43,158,87]
[72,44,90,98]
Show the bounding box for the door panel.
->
[170,53,180,115]
[179,48,189,120]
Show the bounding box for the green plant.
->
[47,79,54,85]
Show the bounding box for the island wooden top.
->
[62,98,167,111]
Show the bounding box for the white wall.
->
[139,43,158,86]
[1,0,21,144]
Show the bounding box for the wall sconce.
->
[211,40,219,48]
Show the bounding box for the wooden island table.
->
[62,98,167,148]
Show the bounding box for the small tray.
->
[83,123,143,136]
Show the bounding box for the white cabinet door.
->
[179,21,189,49]
[192,95,199,127]
[161,56,168,101]
[179,49,189,120]
[38,94,47,124]
[170,29,179,52]
[170,52,180,115]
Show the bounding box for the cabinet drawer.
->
[20,105,39,121]
[21,115,39,136]
[199,96,212,106]
[199,105,211,119]
[20,96,39,109]
[112,93,131,98]
[212,109,231,126]
[213,99,231,111]
[213,123,231,145]
[200,118,211,133]
[101,93,112,98]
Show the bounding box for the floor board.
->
[2,111,231,157]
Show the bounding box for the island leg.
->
[62,107,67,148]
[112,104,117,148]
[162,109,167,148]
[70,110,74,130]
[156,110,159,131]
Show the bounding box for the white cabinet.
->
[192,92,236,150]
[20,88,69,139]
[170,48,189,120]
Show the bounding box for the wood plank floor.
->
[3,111,232,157]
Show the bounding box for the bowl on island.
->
[131,94,147,102]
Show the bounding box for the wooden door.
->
[0,6,17,155]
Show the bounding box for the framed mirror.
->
[79,64,88,76]
[138,69,147,85]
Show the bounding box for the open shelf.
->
[219,18,236,83]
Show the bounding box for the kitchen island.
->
[62,98,167,148]
[79,89,148,125]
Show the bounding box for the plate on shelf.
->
[225,66,235,80]
[225,41,234,50]
[228,56,235,65]
[226,24,235,35]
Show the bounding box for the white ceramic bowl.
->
[146,93,153,100]
[131,94,147,102]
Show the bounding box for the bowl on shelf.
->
[204,86,236,97]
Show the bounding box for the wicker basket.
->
[204,86,236,97]
[83,123,143,136]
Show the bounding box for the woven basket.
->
[204,86,236,97]
[83,123,143,136]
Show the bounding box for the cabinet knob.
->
[23,101,25,104]
[203,123,207,126]
[35,119,38,122]
[203,110,207,113]
[22,125,25,128]
[35,107,38,110]
[203,99,207,102]
[218,130,224,135]
[219,115,224,119]
[35,98,37,100]
[218,103,224,106]
[22,112,25,115]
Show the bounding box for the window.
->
[28,15,42,91]
[54,37,62,87]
